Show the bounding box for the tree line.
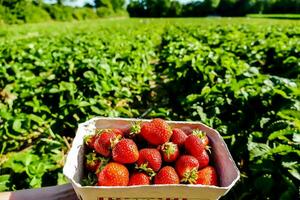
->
[0,0,299,24]
[127,0,300,17]
[0,0,127,24]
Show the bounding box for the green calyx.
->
[81,172,98,186]
[95,128,113,135]
[84,135,93,144]
[135,163,156,179]
[162,142,176,159]
[130,122,141,135]
[110,134,122,149]
[95,128,104,135]
[95,157,110,174]
[86,152,97,162]
[181,168,198,184]
[192,129,206,139]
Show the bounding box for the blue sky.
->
[65,0,94,6]
[44,0,94,7]
[45,0,193,7]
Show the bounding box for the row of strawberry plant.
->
[155,24,300,200]
[0,21,163,190]
[0,20,299,199]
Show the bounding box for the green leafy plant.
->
[0,19,299,200]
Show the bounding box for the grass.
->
[0,17,300,41]
[247,14,300,19]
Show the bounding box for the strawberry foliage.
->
[0,19,299,199]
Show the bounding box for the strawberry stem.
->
[135,163,156,179]
[206,145,211,154]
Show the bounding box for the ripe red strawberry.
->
[184,134,205,158]
[136,148,162,174]
[196,166,218,186]
[84,134,97,149]
[96,128,124,137]
[192,129,209,146]
[111,128,124,137]
[128,172,150,186]
[186,132,210,168]
[175,155,199,184]
[170,128,188,147]
[94,131,120,157]
[160,142,179,162]
[140,118,172,145]
[154,166,180,184]
[112,139,139,164]
[194,150,210,169]
[85,152,100,171]
[124,122,148,148]
[97,162,129,186]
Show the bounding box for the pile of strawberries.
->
[83,118,218,186]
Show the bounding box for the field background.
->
[0,18,300,200]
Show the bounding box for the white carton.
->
[63,117,240,200]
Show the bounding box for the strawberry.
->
[160,142,179,162]
[170,128,188,147]
[85,152,100,171]
[186,132,210,168]
[136,148,162,177]
[95,157,110,176]
[184,134,205,158]
[94,131,120,157]
[128,172,150,186]
[175,155,199,184]
[84,134,97,149]
[136,148,162,172]
[96,128,124,137]
[112,139,139,164]
[192,129,209,146]
[140,118,172,145]
[154,166,180,184]
[196,166,218,186]
[111,128,124,137]
[97,162,129,186]
[194,150,210,169]
[124,122,148,148]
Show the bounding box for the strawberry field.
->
[0,18,299,199]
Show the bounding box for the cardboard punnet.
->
[63,117,240,200]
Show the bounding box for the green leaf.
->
[268,128,300,141]
[29,176,42,188]
[57,173,69,185]
[91,106,103,115]
[292,134,300,144]
[12,119,23,133]
[282,162,300,180]
[78,101,90,107]
[0,175,10,192]
[28,114,44,126]
[248,141,271,160]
